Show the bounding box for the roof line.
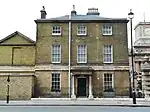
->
[0,31,35,44]
[35,19,128,23]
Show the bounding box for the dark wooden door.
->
[77,78,86,97]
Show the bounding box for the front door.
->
[77,78,86,97]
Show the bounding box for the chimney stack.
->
[87,8,100,16]
[71,5,77,16]
[40,6,47,19]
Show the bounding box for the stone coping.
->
[0,74,35,77]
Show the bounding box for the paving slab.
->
[0,98,150,107]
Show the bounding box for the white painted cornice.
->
[35,65,129,71]
[0,66,35,72]
[0,65,129,72]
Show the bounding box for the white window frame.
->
[77,45,87,63]
[102,25,112,35]
[103,72,114,91]
[52,26,61,35]
[103,45,113,63]
[51,72,61,92]
[51,44,61,63]
[77,25,87,36]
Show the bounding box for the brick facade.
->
[0,7,129,99]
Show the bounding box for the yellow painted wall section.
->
[0,46,35,65]
[0,46,12,65]
[13,46,35,65]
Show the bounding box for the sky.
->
[0,0,150,47]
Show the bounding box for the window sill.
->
[52,33,61,36]
[102,34,112,36]
[77,34,87,36]
[77,62,87,64]
[51,62,61,64]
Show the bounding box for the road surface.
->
[0,106,150,112]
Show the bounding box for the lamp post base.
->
[6,95,9,103]
[132,91,136,104]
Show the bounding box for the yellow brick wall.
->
[114,71,129,96]
[35,71,68,97]
[60,71,68,95]
[36,23,69,64]
[36,22,128,65]
[35,71,51,94]
[93,71,129,97]
[0,74,35,100]
[13,46,35,65]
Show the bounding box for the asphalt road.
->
[0,106,150,112]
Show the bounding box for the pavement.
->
[0,98,150,107]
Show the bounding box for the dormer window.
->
[77,25,87,36]
[102,25,112,35]
[52,26,61,35]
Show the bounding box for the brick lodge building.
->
[0,6,129,100]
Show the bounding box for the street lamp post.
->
[128,9,136,104]
[7,75,10,103]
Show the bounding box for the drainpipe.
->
[68,15,71,98]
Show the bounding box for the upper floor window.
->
[51,45,61,63]
[77,45,87,63]
[77,25,87,35]
[102,25,112,35]
[52,26,61,35]
[51,73,60,92]
[103,45,113,63]
[103,73,113,91]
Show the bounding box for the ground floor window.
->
[51,73,60,92]
[103,73,113,91]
